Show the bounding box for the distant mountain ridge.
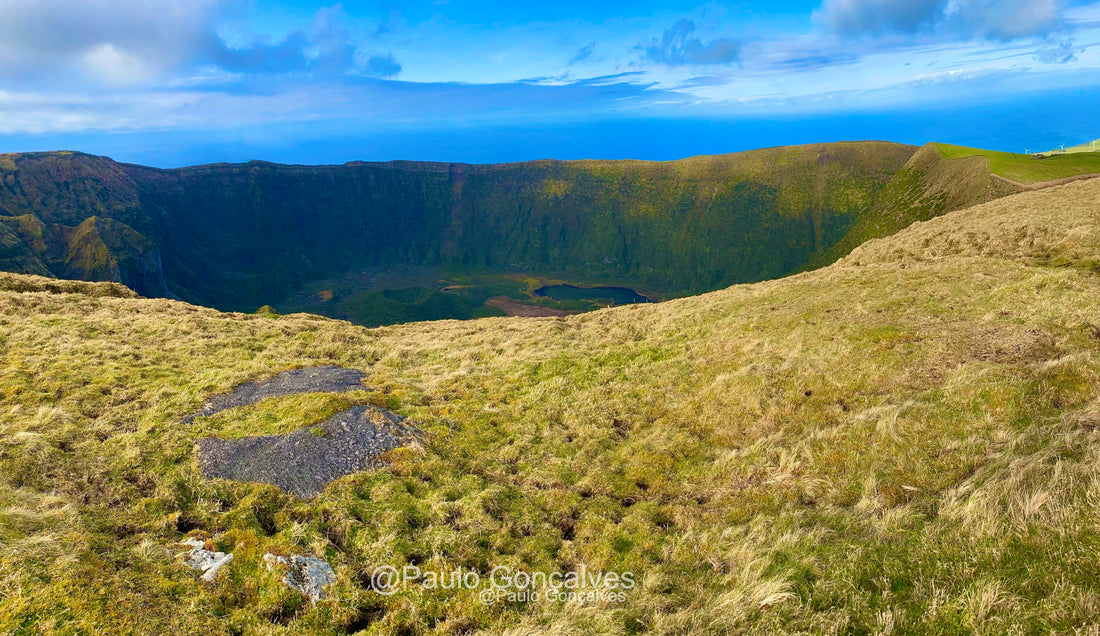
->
[0,141,1062,315]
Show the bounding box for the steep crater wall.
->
[0,143,920,312]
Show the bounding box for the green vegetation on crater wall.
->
[809,141,1029,268]
[0,151,143,224]
[0,212,171,297]
[0,143,916,312]
[0,219,52,277]
[8,141,1099,323]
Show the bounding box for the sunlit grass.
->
[934,142,1100,184]
[1,179,1099,633]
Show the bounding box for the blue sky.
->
[0,0,1098,166]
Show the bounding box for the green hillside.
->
[0,214,171,298]
[810,143,1021,269]
[1042,138,1100,154]
[933,142,1100,184]
[2,177,1099,633]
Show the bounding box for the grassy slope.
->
[2,179,1100,633]
[813,141,1100,272]
[934,143,1100,184]
[809,143,1017,270]
[1044,138,1100,154]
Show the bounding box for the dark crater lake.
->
[534,284,652,305]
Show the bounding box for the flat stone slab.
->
[196,405,415,498]
[182,366,367,423]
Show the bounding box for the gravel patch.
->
[196,405,415,498]
[181,366,367,423]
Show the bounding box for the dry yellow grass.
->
[846,176,1100,267]
[0,179,1099,633]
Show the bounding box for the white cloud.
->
[80,43,154,85]
[816,0,947,35]
[0,0,224,82]
[815,0,1070,40]
[947,0,1065,40]
[641,19,742,66]
[0,0,397,87]
[0,0,1095,142]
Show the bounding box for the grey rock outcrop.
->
[196,404,416,498]
[264,553,337,602]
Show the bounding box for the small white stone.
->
[262,553,288,570]
[177,537,233,583]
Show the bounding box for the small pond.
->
[533,284,652,305]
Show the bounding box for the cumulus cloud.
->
[0,0,399,86]
[0,0,221,84]
[213,4,362,75]
[80,43,155,85]
[814,0,1069,40]
[642,19,741,66]
[816,0,946,35]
